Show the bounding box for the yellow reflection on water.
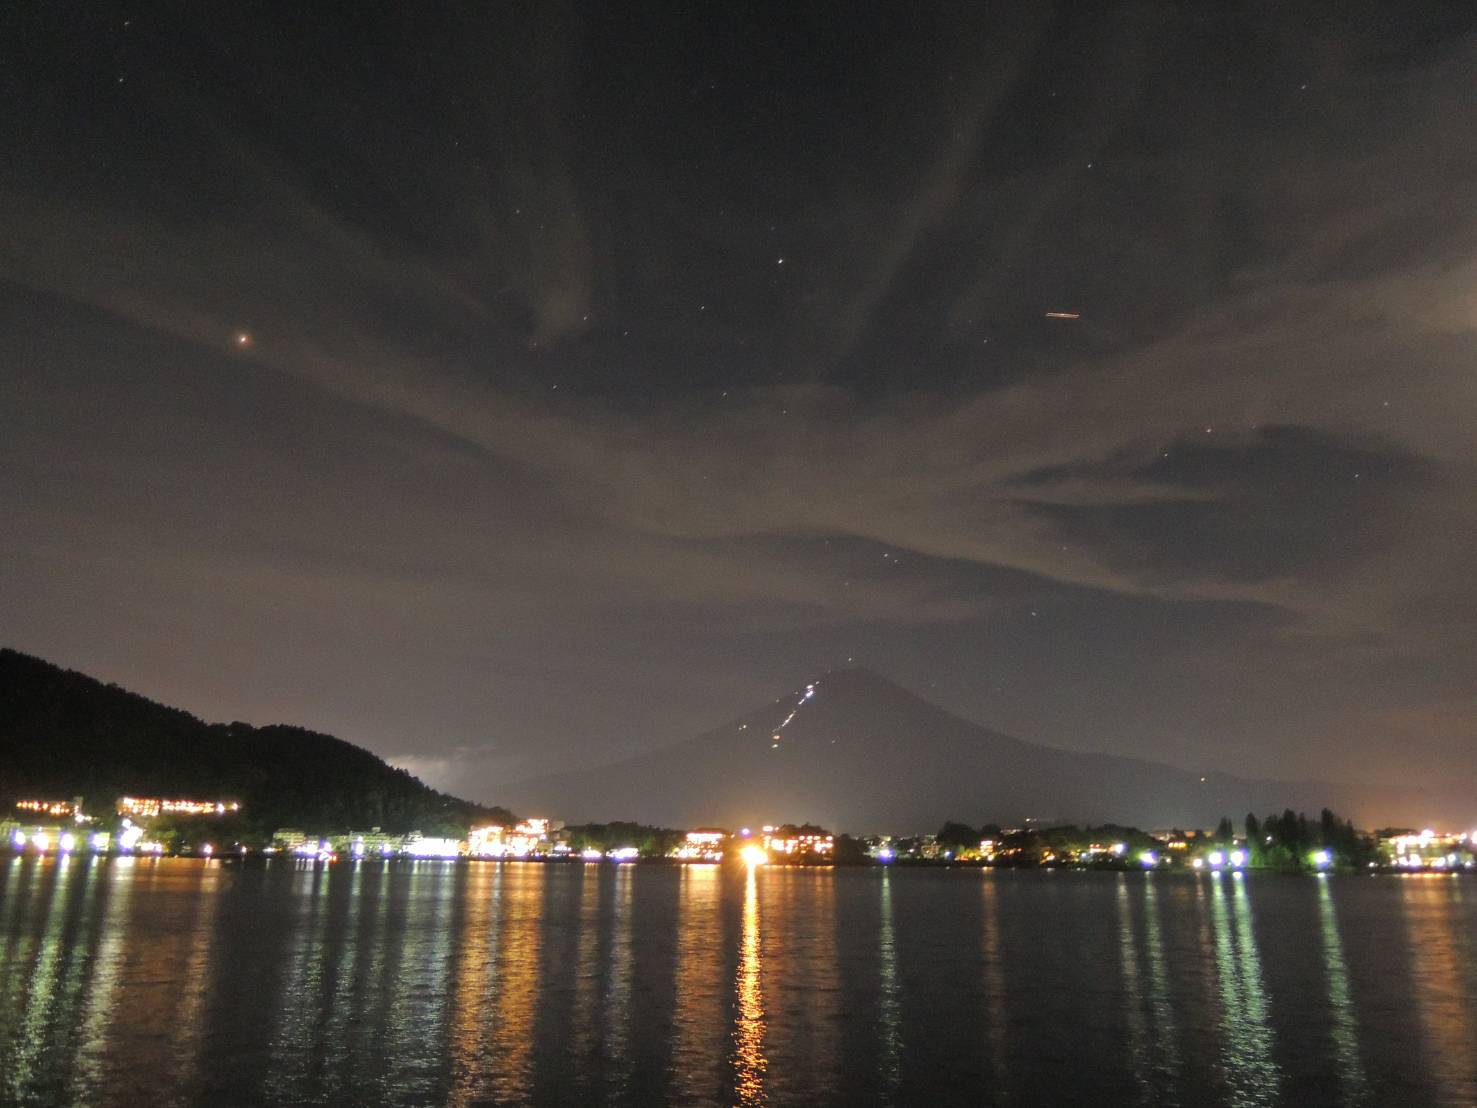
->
[1208,874,1279,1106]
[878,868,902,1100]
[670,863,724,1103]
[732,864,766,1106]
[448,863,496,1107]
[487,864,544,1104]
[1315,877,1369,1106]
[1400,875,1476,1102]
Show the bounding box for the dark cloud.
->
[2,4,1474,800]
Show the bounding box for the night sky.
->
[3,5,1474,803]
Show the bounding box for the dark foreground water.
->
[2,857,1476,1107]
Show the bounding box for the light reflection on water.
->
[1115,874,1152,1104]
[448,862,495,1107]
[1400,875,1477,1105]
[732,864,766,1106]
[1208,873,1280,1107]
[876,868,901,1101]
[2,858,1477,1106]
[978,871,1009,1092]
[1316,875,1370,1106]
[669,864,724,1104]
[1139,876,1182,1093]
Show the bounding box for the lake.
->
[1,855,1475,1106]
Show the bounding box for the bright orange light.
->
[740,844,768,867]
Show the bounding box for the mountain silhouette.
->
[502,667,1467,832]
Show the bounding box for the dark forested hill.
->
[0,648,511,835]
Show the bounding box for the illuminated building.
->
[1381,829,1476,870]
[761,823,834,859]
[467,824,507,857]
[405,835,464,858]
[15,799,77,819]
[467,818,563,858]
[271,829,311,852]
[672,828,728,862]
[508,818,560,856]
[330,829,403,857]
[117,797,241,819]
[292,838,334,860]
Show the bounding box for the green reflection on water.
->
[1209,874,1280,1107]
[1316,877,1370,1106]
[8,855,84,1102]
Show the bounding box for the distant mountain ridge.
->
[0,648,511,835]
[501,667,1471,832]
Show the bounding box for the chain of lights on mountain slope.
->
[770,682,817,749]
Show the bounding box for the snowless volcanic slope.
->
[500,668,1450,833]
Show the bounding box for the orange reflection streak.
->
[487,864,544,1104]
[670,864,724,1103]
[732,865,766,1106]
[1400,876,1477,1102]
[448,864,496,1107]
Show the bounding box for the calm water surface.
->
[2,856,1475,1106]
